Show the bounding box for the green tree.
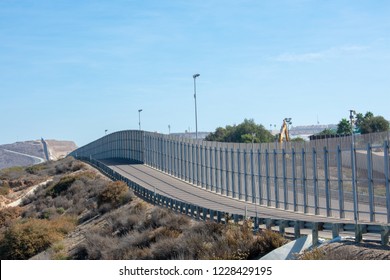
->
[316,128,337,136]
[359,115,389,134]
[205,119,273,143]
[355,112,389,134]
[337,118,352,135]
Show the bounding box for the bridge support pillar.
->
[381,226,390,246]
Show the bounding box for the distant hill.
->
[0,139,77,170]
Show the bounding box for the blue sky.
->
[1,0,389,146]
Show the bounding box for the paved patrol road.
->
[102,159,387,225]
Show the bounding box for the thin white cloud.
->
[274,45,368,62]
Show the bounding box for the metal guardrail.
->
[78,156,390,246]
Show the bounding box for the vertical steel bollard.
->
[192,144,196,185]
[265,149,271,206]
[210,146,214,191]
[273,149,279,208]
[237,149,242,200]
[196,145,200,186]
[292,148,297,212]
[215,147,219,193]
[384,141,390,224]
[226,148,230,197]
[220,147,224,195]
[351,141,359,223]
[367,143,375,222]
[337,146,345,219]
[200,144,204,188]
[257,149,263,205]
[312,147,319,215]
[244,149,248,201]
[251,148,256,203]
[205,146,209,190]
[282,148,288,210]
[231,148,236,198]
[324,146,331,217]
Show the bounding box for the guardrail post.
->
[355,224,363,243]
[332,224,340,239]
[381,226,389,246]
[312,222,319,247]
[279,220,287,236]
[209,210,214,222]
[294,220,301,239]
[266,218,273,230]
[202,207,207,221]
[219,211,225,223]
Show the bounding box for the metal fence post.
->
[302,148,308,213]
[265,149,271,206]
[237,149,242,200]
[324,146,331,217]
[312,147,319,215]
[367,143,375,222]
[337,146,345,219]
[384,141,390,223]
[274,149,279,208]
[282,148,288,210]
[231,148,236,198]
[225,148,230,197]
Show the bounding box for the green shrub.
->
[97,181,132,209]
[49,176,76,197]
[0,207,22,227]
[0,215,76,259]
[0,182,10,195]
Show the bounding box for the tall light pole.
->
[138,109,143,131]
[193,73,200,139]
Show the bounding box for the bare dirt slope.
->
[0,139,77,170]
[45,140,78,160]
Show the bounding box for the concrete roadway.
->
[102,159,384,226]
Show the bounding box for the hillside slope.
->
[0,139,77,170]
[0,157,389,260]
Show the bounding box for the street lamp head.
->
[193,73,200,79]
[138,109,143,113]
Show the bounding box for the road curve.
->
[2,149,45,164]
[102,159,370,225]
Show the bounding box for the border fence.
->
[70,130,390,225]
